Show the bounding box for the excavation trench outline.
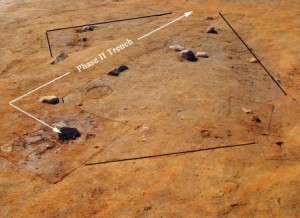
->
[6,11,279,180]
[9,11,193,133]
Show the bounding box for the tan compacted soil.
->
[0,0,299,217]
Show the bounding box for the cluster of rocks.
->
[50,25,96,65]
[167,22,220,62]
[169,45,209,62]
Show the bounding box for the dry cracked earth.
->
[0,0,299,217]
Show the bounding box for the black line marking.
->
[45,31,53,57]
[85,142,256,166]
[47,12,172,32]
[219,12,287,96]
[45,12,172,57]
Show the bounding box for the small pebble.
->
[39,96,60,104]
[179,49,198,62]
[276,141,284,146]
[82,26,94,32]
[242,107,252,114]
[252,116,261,123]
[205,16,214,20]
[196,52,209,58]
[206,26,218,34]
[81,37,88,42]
[250,57,258,63]
[169,45,185,52]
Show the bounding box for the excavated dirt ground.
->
[0,0,299,217]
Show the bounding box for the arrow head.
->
[185,11,193,17]
[53,127,61,134]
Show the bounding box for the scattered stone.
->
[39,96,60,104]
[242,107,252,114]
[58,127,81,141]
[276,141,284,146]
[82,26,94,32]
[252,116,261,123]
[205,26,218,34]
[277,79,281,84]
[194,124,210,137]
[196,51,209,58]
[141,125,149,132]
[50,51,67,64]
[144,205,152,211]
[250,57,258,63]
[205,16,214,20]
[179,49,198,62]
[80,37,88,42]
[45,143,55,150]
[108,65,128,76]
[169,44,185,51]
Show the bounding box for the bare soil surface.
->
[0,0,299,217]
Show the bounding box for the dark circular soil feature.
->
[85,86,113,99]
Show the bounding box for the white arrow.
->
[138,11,193,40]
[9,72,71,134]
[9,102,61,133]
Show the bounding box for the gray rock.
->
[169,45,185,52]
[250,57,258,63]
[39,96,60,104]
[108,65,129,76]
[196,52,209,58]
[206,26,218,34]
[179,49,198,62]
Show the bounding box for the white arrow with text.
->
[138,11,193,40]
